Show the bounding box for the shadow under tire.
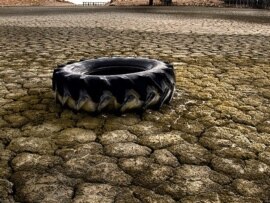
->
[52,57,175,113]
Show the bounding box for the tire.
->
[52,57,175,113]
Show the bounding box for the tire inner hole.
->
[87,66,146,75]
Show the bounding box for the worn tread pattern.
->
[52,57,175,113]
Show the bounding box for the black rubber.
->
[52,57,175,113]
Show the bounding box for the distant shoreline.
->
[0,0,74,7]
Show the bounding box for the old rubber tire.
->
[52,57,175,113]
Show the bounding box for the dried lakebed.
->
[0,6,270,203]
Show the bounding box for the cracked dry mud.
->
[0,6,270,203]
